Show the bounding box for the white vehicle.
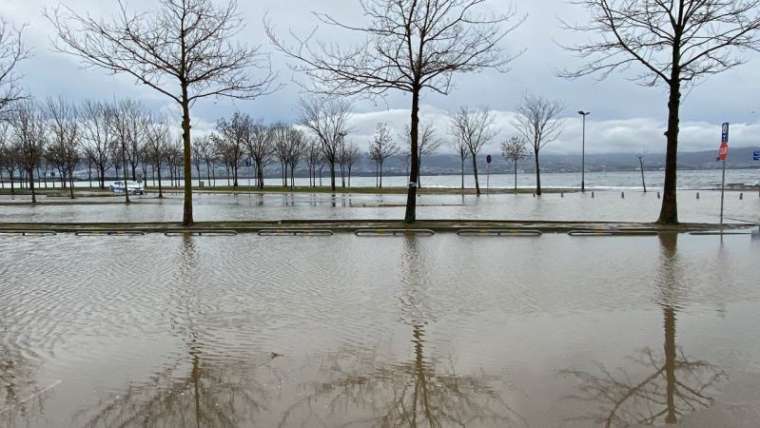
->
[110,180,145,195]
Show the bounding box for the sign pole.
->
[720,157,726,227]
[718,122,730,230]
[486,154,492,195]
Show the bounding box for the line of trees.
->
[0,98,193,202]
[2,0,759,224]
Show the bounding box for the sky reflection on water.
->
[1,233,760,427]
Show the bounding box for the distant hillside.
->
[342,146,760,177]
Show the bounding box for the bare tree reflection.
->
[0,348,50,428]
[279,237,526,427]
[78,236,280,428]
[562,233,726,427]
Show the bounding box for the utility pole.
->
[578,111,591,192]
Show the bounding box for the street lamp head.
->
[578,110,590,116]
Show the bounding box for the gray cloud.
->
[2,0,760,153]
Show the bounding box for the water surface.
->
[1,233,759,427]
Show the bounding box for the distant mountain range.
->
[349,146,760,177]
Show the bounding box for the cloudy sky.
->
[2,0,760,155]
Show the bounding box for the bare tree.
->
[514,95,563,196]
[268,0,522,222]
[299,97,351,191]
[145,118,170,198]
[10,100,47,203]
[81,100,114,189]
[216,112,250,188]
[49,0,276,225]
[111,100,139,203]
[271,123,291,187]
[246,122,273,189]
[192,134,214,188]
[0,19,28,114]
[451,135,470,191]
[125,104,149,182]
[304,138,321,188]
[46,96,81,199]
[502,136,529,194]
[0,121,18,192]
[451,107,495,196]
[369,122,399,188]
[562,0,760,224]
[286,128,306,189]
[340,142,360,189]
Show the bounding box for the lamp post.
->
[577,111,591,192]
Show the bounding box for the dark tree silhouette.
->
[513,95,563,196]
[562,0,760,224]
[268,0,522,223]
[48,0,276,225]
[0,19,27,114]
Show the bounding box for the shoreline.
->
[0,184,758,199]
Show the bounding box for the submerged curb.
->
[0,220,755,236]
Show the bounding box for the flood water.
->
[1,189,759,225]
[2,233,760,427]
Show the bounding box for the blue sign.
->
[721,122,729,144]
[753,150,760,161]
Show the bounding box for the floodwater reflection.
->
[78,236,281,428]
[279,238,525,428]
[0,348,48,428]
[562,234,727,426]
[1,233,759,427]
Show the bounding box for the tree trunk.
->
[471,153,480,196]
[329,160,336,191]
[256,160,264,189]
[122,142,130,204]
[534,150,542,196]
[658,79,680,224]
[513,160,518,194]
[157,162,163,198]
[69,170,75,199]
[460,155,465,191]
[28,168,36,203]
[404,87,420,224]
[180,92,194,226]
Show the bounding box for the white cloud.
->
[340,106,760,155]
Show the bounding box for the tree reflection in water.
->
[78,235,280,428]
[562,233,727,427]
[279,237,526,428]
[0,348,47,428]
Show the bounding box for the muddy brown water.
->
[1,233,760,427]
[0,190,758,224]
